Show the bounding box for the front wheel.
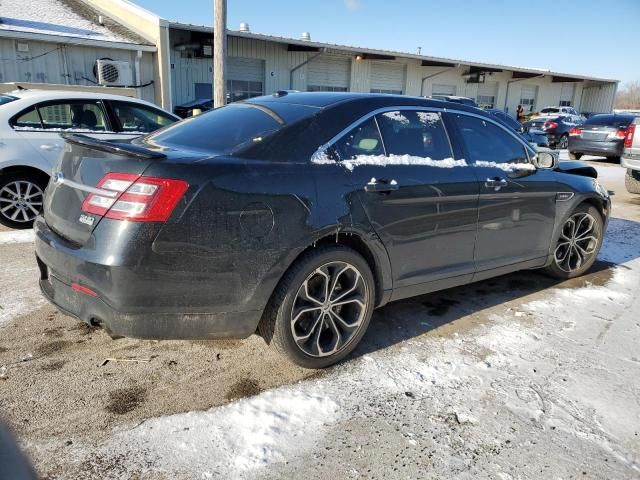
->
[625,169,640,194]
[568,151,583,160]
[259,246,375,368]
[542,204,604,279]
[0,173,48,229]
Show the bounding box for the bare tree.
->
[615,81,640,109]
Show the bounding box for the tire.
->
[259,245,375,368]
[625,169,640,194]
[558,134,568,150]
[568,151,583,160]
[542,204,604,279]
[0,172,48,229]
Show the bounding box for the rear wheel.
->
[625,169,640,194]
[542,204,604,279]
[0,173,48,229]
[557,134,569,150]
[259,246,375,368]
[568,151,583,160]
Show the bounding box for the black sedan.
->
[568,113,636,161]
[34,92,610,368]
[525,115,582,149]
[484,109,549,148]
[173,98,213,118]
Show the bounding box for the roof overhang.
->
[0,29,156,51]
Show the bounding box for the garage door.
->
[227,57,265,102]
[432,84,456,96]
[520,85,538,112]
[477,82,498,109]
[307,55,350,92]
[560,83,575,107]
[370,61,405,94]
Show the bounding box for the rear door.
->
[446,112,557,272]
[336,108,480,290]
[13,99,126,173]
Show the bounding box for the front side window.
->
[376,110,452,160]
[452,114,530,165]
[37,101,108,131]
[110,101,176,133]
[333,117,384,160]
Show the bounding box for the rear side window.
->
[452,114,529,165]
[540,108,559,114]
[584,114,634,128]
[36,101,109,131]
[146,103,284,154]
[376,110,452,160]
[333,117,384,160]
[109,101,176,133]
[14,107,42,128]
[0,94,17,106]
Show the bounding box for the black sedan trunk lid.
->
[43,134,163,245]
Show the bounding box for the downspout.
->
[134,50,142,98]
[289,48,326,90]
[420,64,459,97]
[503,74,545,112]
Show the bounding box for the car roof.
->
[4,89,165,108]
[247,91,483,114]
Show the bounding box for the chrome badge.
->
[78,214,95,226]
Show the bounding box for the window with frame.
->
[109,101,176,133]
[452,114,529,165]
[226,79,264,103]
[370,88,403,95]
[13,107,42,129]
[476,95,496,109]
[332,117,384,161]
[37,101,108,131]
[307,85,348,92]
[520,85,537,113]
[375,110,452,160]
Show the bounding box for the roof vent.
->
[239,22,250,33]
[300,32,311,41]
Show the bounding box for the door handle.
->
[484,177,508,190]
[364,178,399,193]
[40,144,63,151]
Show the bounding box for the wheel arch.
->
[0,165,50,182]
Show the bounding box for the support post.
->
[213,0,227,107]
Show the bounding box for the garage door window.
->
[227,80,264,103]
[308,85,348,92]
[370,88,403,95]
[560,83,575,107]
[432,84,456,97]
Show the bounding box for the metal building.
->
[1,0,619,115]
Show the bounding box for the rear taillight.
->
[609,128,628,140]
[81,173,188,222]
[569,127,582,136]
[624,124,636,148]
[543,121,558,131]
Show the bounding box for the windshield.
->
[540,108,559,114]
[0,94,18,106]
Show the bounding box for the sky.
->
[133,0,640,84]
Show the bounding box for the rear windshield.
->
[584,114,634,128]
[146,102,318,154]
[0,94,18,106]
[540,108,560,114]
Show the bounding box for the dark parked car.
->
[173,98,213,118]
[568,113,636,161]
[525,114,583,149]
[34,92,610,368]
[485,109,549,148]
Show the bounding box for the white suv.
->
[0,90,179,228]
[538,106,579,116]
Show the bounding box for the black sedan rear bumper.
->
[568,138,624,157]
[34,217,261,340]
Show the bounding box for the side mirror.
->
[535,151,558,169]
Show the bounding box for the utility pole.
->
[213,0,227,108]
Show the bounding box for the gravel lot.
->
[0,155,638,479]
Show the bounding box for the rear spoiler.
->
[61,133,166,160]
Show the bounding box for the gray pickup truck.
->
[622,116,640,193]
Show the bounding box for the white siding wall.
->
[581,82,617,114]
[0,38,156,103]
[307,55,350,90]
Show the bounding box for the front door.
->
[332,109,480,293]
[447,112,557,272]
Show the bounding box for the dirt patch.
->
[35,340,72,357]
[40,360,66,372]
[43,327,64,338]
[557,260,615,289]
[0,346,8,353]
[225,378,262,401]
[105,386,147,415]
[68,322,98,336]
[192,339,243,350]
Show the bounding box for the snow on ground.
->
[0,229,35,245]
[62,213,640,479]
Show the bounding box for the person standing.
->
[516,104,524,122]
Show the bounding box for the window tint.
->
[452,114,529,165]
[333,117,384,160]
[540,108,559,114]
[146,103,283,154]
[37,101,108,131]
[110,101,176,133]
[0,94,17,106]
[376,110,452,160]
[584,114,634,128]
[13,107,42,128]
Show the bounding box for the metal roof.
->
[169,21,618,84]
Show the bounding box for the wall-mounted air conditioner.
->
[96,59,133,86]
